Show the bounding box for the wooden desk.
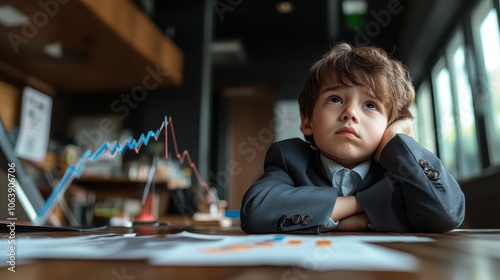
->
[1,226,499,280]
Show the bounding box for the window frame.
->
[445,29,482,178]
[471,0,500,166]
[415,81,438,155]
[431,57,460,178]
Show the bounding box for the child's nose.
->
[340,104,359,122]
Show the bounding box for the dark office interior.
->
[0,0,499,229]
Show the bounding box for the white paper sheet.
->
[1,231,433,271]
[150,232,432,271]
[14,87,52,162]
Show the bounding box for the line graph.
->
[35,116,212,225]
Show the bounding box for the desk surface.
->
[1,223,500,280]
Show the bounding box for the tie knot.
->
[334,168,361,196]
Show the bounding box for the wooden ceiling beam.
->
[0,0,184,92]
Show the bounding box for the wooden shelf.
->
[73,175,170,209]
[0,0,183,92]
[75,175,168,187]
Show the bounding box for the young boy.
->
[240,42,465,233]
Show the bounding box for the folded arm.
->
[357,119,465,232]
[240,140,340,234]
[335,212,371,231]
[330,196,363,221]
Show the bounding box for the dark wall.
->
[213,41,330,100]
[397,0,478,86]
[459,167,500,228]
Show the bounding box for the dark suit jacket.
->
[240,135,465,234]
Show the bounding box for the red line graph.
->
[164,116,211,193]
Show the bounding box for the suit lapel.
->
[306,151,332,186]
[355,162,385,192]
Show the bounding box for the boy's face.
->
[301,80,389,169]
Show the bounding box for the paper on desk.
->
[150,232,432,271]
[0,231,224,266]
[2,233,191,261]
[1,231,432,271]
[461,239,500,259]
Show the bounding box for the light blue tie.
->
[334,169,361,196]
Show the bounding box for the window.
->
[432,58,459,178]
[472,0,500,165]
[422,0,500,178]
[446,31,481,177]
[415,81,437,155]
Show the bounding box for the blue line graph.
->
[35,116,211,225]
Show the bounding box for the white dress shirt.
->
[320,155,372,195]
[320,154,372,227]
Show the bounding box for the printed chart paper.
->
[150,232,430,271]
[1,231,433,271]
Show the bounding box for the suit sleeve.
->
[356,134,466,232]
[240,141,338,234]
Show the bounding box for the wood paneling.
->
[0,80,19,129]
[225,86,274,209]
[0,0,183,92]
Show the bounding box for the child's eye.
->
[364,102,378,110]
[327,96,342,104]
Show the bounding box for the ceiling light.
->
[211,40,246,66]
[276,1,294,14]
[342,0,367,29]
[44,42,63,58]
[0,5,29,27]
[342,0,367,15]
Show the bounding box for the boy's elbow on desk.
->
[239,195,274,233]
[240,209,259,233]
[407,203,465,233]
[409,215,465,233]
[240,208,274,234]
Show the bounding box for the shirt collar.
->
[320,154,372,181]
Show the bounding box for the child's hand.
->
[334,213,371,231]
[374,118,413,162]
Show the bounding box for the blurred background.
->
[0,0,499,228]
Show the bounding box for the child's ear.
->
[300,114,313,135]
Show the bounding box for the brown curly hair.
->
[298,42,415,145]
